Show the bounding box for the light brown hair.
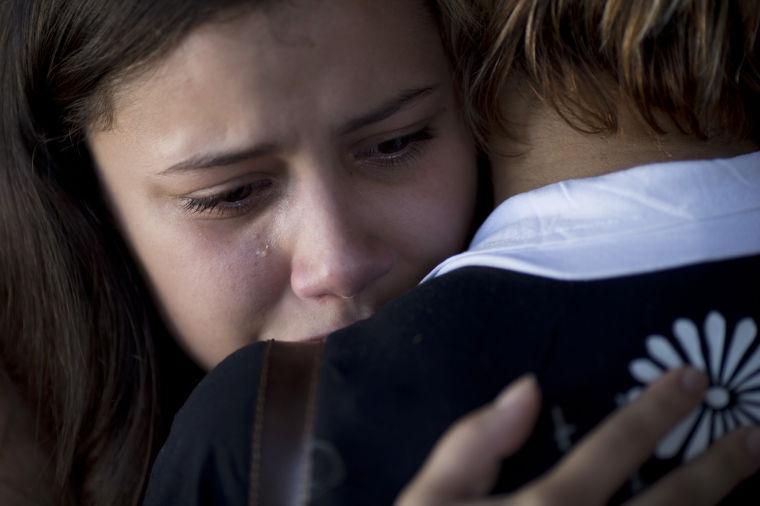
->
[438,0,760,146]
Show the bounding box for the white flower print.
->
[625,311,760,462]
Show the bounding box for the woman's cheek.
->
[412,150,478,259]
[142,224,284,368]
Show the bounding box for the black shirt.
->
[145,255,760,505]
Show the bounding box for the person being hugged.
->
[144,0,760,505]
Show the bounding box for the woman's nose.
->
[289,196,394,301]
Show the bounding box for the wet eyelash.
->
[357,126,437,168]
[182,193,232,214]
[182,181,271,216]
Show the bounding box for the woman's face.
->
[89,0,477,369]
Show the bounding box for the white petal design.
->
[737,390,760,405]
[628,314,760,465]
[736,370,760,392]
[739,403,760,422]
[646,336,683,370]
[713,412,725,442]
[656,407,700,459]
[732,409,755,427]
[722,318,757,384]
[705,312,726,382]
[724,410,733,424]
[626,387,643,403]
[630,359,664,384]
[729,348,760,390]
[674,319,706,371]
[684,410,712,461]
[724,411,738,433]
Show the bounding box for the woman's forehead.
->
[118,0,442,102]
[95,0,449,165]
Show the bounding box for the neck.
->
[489,95,758,204]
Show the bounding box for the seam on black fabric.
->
[298,342,325,506]
[249,340,273,506]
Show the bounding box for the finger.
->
[534,367,708,505]
[395,374,541,506]
[625,426,760,506]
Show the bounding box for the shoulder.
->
[144,344,266,506]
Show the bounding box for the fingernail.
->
[746,428,760,461]
[495,374,537,410]
[680,368,707,394]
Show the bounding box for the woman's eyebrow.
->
[158,85,439,176]
[338,85,440,135]
[158,144,277,176]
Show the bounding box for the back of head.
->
[439,0,760,147]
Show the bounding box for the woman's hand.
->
[396,368,760,506]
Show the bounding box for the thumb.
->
[397,374,542,504]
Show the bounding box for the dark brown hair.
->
[438,0,760,146]
[0,1,255,504]
[0,1,448,504]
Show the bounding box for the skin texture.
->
[88,0,477,369]
[398,369,760,505]
[489,84,759,202]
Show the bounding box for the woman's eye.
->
[220,185,254,203]
[355,126,436,167]
[377,136,413,155]
[181,180,273,218]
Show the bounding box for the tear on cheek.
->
[255,243,271,258]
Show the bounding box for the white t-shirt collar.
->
[425,151,760,282]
